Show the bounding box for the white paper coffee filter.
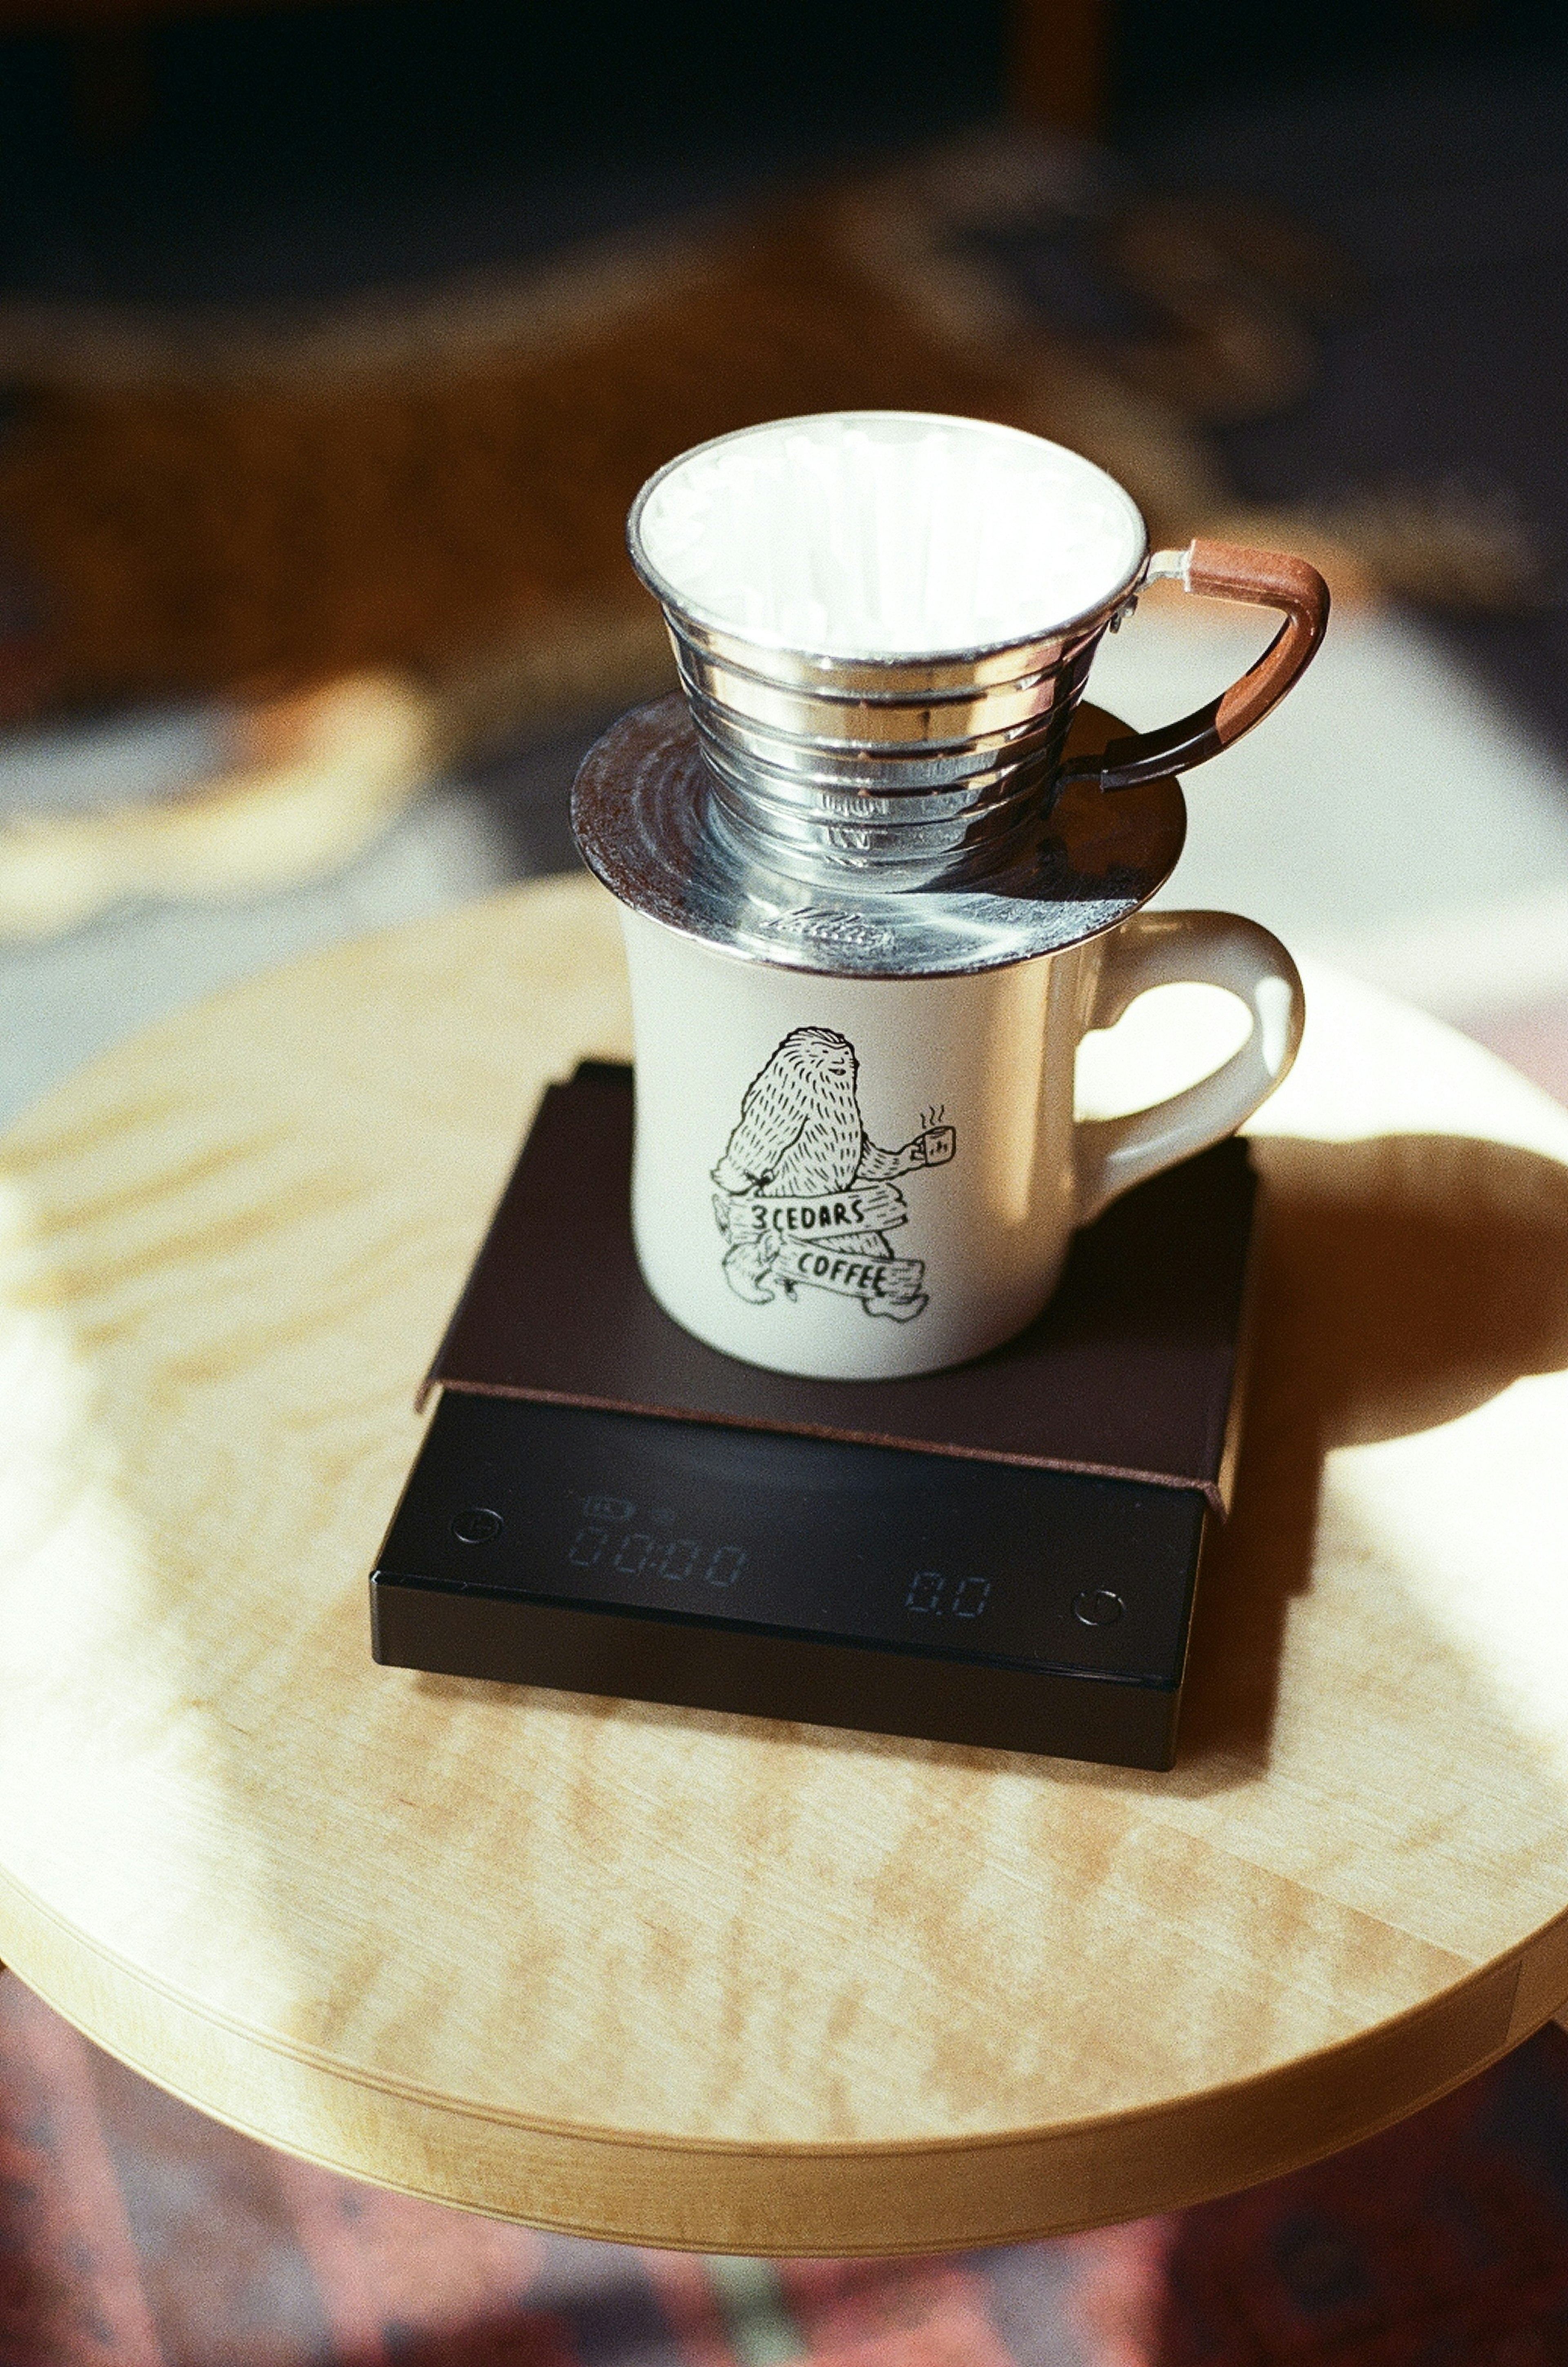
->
[633,413,1145,659]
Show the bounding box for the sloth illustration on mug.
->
[711,1027,956,1321]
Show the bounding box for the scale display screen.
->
[371,1395,1210,1767]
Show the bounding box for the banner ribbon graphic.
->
[723,1179,909,1240]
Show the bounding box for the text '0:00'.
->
[568,1526,748,1587]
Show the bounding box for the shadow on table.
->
[1171,1128,1568,1783]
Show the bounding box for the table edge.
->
[4,1861,1566,2252]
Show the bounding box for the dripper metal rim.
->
[627,409,1150,678]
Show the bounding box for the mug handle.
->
[1062,540,1330,796]
[1074,909,1305,1226]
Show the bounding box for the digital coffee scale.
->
[370,1062,1260,1771]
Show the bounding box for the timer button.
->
[1073,1587,1124,1627]
[452,1507,503,1545]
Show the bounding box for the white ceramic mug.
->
[621,901,1303,1382]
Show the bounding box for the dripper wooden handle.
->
[1074,539,1330,795]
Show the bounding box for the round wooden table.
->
[2,875,1567,2258]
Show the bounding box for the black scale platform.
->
[370,1063,1261,1770]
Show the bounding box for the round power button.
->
[452,1507,503,1545]
[1073,1587,1125,1627]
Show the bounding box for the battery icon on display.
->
[584,1496,636,1522]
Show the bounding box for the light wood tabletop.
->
[2,873,1567,2256]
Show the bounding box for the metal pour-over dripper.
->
[577,410,1327,980]
[626,411,1154,891]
